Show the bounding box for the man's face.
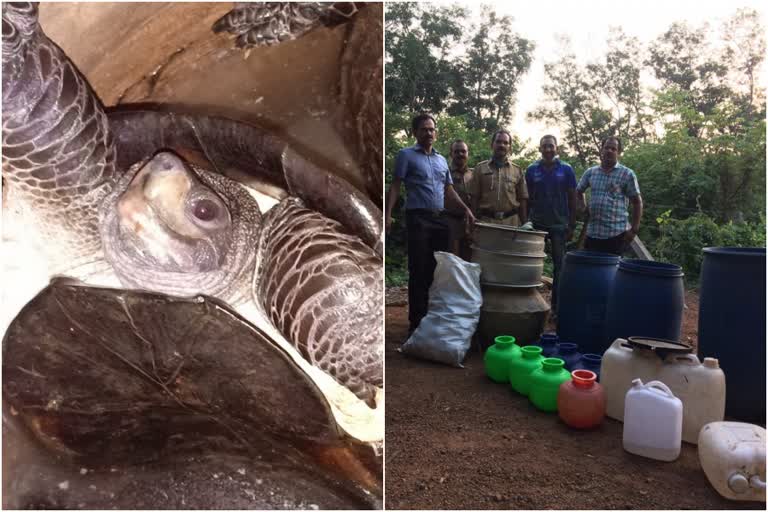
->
[415,119,437,147]
[600,139,620,168]
[451,142,468,169]
[539,137,557,163]
[492,133,511,159]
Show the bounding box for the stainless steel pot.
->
[472,222,547,255]
[471,246,545,286]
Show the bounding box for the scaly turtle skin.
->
[212,2,359,48]
[2,0,382,483]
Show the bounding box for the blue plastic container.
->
[604,259,684,351]
[552,342,581,371]
[571,353,603,381]
[698,247,766,423]
[538,332,559,357]
[557,251,619,355]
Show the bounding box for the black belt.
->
[408,208,443,218]
[480,207,518,219]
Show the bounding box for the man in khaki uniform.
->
[470,129,528,226]
[446,139,474,260]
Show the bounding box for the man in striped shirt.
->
[576,136,643,256]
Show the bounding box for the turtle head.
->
[99,151,261,303]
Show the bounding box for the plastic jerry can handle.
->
[668,353,700,365]
[644,380,676,398]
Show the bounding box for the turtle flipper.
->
[2,1,118,272]
[2,279,380,509]
[255,198,383,405]
[212,2,358,49]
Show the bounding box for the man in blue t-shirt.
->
[385,113,475,333]
[525,135,577,313]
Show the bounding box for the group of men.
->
[385,113,644,334]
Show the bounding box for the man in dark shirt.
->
[525,135,577,314]
[385,114,475,333]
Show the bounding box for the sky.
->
[450,0,767,145]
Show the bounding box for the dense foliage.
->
[385,4,766,287]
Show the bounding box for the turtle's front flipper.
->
[255,198,383,406]
[212,2,358,49]
[2,2,118,271]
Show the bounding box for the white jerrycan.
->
[602,338,726,444]
[622,379,683,461]
[698,422,766,502]
[657,354,725,444]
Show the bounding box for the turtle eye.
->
[192,198,220,222]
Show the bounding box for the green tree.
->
[646,22,731,136]
[721,8,767,118]
[448,7,535,132]
[529,29,649,167]
[385,2,468,113]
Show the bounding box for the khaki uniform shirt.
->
[470,158,528,226]
[446,166,473,216]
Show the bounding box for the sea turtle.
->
[2,1,382,508]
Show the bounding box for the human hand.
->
[566,227,575,241]
[623,229,637,243]
[465,209,476,226]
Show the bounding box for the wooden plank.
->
[629,236,654,260]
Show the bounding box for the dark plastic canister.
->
[698,247,766,423]
[557,251,619,355]
[604,259,684,350]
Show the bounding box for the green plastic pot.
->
[508,345,544,395]
[529,358,572,412]
[484,335,521,383]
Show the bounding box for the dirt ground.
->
[384,287,762,510]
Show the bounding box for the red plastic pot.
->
[557,370,606,429]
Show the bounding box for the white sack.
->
[400,251,482,367]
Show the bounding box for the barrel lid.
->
[624,336,693,359]
[703,247,766,258]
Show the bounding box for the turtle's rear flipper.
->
[2,279,380,509]
[256,198,383,406]
[212,2,358,49]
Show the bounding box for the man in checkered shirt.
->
[576,136,644,255]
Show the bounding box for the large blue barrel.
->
[557,251,619,354]
[604,259,685,349]
[698,247,766,423]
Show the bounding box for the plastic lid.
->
[703,357,720,369]
[625,337,693,360]
[728,473,750,494]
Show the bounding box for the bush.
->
[654,212,766,282]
